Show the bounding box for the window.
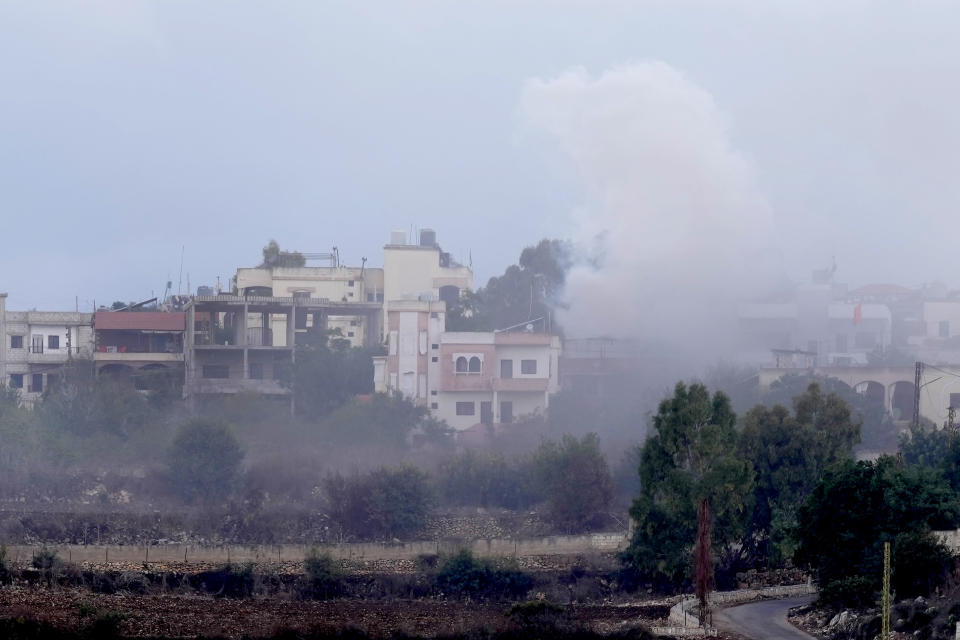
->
[500,359,513,379]
[431,389,437,396]
[521,359,537,375]
[431,343,439,350]
[348,280,355,287]
[455,356,468,373]
[31,335,43,354]
[10,335,23,349]
[347,331,355,337]
[9,374,23,389]
[940,320,951,338]
[500,401,513,424]
[430,402,438,410]
[350,320,358,326]
[348,292,354,297]
[367,293,375,302]
[431,356,438,362]
[249,363,263,380]
[456,401,475,416]
[468,356,481,373]
[376,293,384,302]
[430,312,438,319]
[202,365,230,379]
[48,335,60,350]
[30,373,42,393]
[292,290,311,300]
[951,393,960,410]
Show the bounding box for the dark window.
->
[940,320,951,338]
[347,292,354,297]
[347,331,355,337]
[455,356,468,373]
[376,293,384,302]
[10,335,23,349]
[468,356,481,373]
[48,335,60,350]
[456,401,475,416]
[202,365,230,379]
[31,335,43,353]
[46,374,59,389]
[249,363,263,380]
[430,402,438,410]
[350,320,358,326]
[9,374,23,389]
[348,280,355,287]
[951,393,960,410]
[480,401,493,426]
[500,359,513,379]
[431,389,437,396]
[367,293,375,302]
[30,373,43,393]
[431,356,438,363]
[430,312,438,319]
[500,401,513,424]
[521,359,537,375]
[431,343,439,350]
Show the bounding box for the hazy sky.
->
[3,1,960,310]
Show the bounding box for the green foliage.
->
[900,423,960,495]
[36,361,150,437]
[447,238,571,331]
[892,530,955,598]
[324,465,435,539]
[437,449,541,510]
[318,393,451,449]
[166,418,245,503]
[532,433,613,532]
[624,382,753,589]
[739,383,861,565]
[260,239,306,268]
[302,549,345,600]
[817,575,875,609]
[795,457,960,596]
[292,329,380,420]
[435,549,533,599]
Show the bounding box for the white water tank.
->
[390,230,407,245]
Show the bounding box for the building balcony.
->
[94,351,184,363]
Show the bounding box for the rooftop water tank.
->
[390,230,407,245]
[419,228,437,247]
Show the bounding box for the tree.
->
[167,418,245,503]
[446,238,572,331]
[794,457,960,603]
[318,393,451,449]
[624,383,753,589]
[260,239,306,268]
[292,329,379,420]
[532,433,613,532]
[738,383,861,565]
[324,465,435,540]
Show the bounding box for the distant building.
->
[92,311,185,389]
[0,293,93,402]
[373,300,561,430]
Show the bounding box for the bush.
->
[302,549,345,600]
[437,450,541,510]
[818,575,875,609]
[892,530,955,598]
[532,433,614,532]
[507,599,569,632]
[193,563,255,598]
[325,465,434,540]
[167,418,245,503]
[0,544,9,585]
[435,549,533,600]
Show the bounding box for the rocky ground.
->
[789,594,960,640]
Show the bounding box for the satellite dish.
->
[525,323,534,332]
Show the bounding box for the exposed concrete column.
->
[183,304,194,399]
[241,303,249,379]
[364,310,381,349]
[287,305,295,348]
[261,312,270,346]
[493,389,499,423]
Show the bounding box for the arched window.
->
[456,356,468,373]
[468,356,481,373]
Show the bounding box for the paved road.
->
[713,596,816,640]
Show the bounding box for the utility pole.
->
[882,541,891,640]
[913,361,923,429]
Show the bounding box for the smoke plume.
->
[520,62,779,362]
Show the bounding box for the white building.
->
[0,293,94,402]
[373,300,561,430]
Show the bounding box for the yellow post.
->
[882,541,891,640]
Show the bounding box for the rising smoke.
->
[520,62,782,363]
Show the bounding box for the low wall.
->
[3,532,628,567]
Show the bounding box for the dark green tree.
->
[447,238,572,331]
[167,418,245,503]
[318,393,451,448]
[292,329,379,420]
[794,457,960,603]
[324,465,435,540]
[260,239,306,268]
[624,383,753,589]
[532,433,614,532]
[739,383,861,565]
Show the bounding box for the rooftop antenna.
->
[178,245,185,295]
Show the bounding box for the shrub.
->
[167,418,245,503]
[892,530,955,598]
[818,575,874,609]
[0,544,9,585]
[507,599,569,632]
[325,465,434,540]
[532,433,614,531]
[435,549,533,600]
[302,549,345,600]
[193,563,255,598]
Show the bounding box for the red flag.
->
[853,304,863,326]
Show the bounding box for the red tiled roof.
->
[94,311,185,331]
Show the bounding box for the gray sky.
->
[3,1,960,310]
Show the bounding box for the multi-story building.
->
[373,300,561,431]
[0,293,94,401]
[92,311,185,389]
